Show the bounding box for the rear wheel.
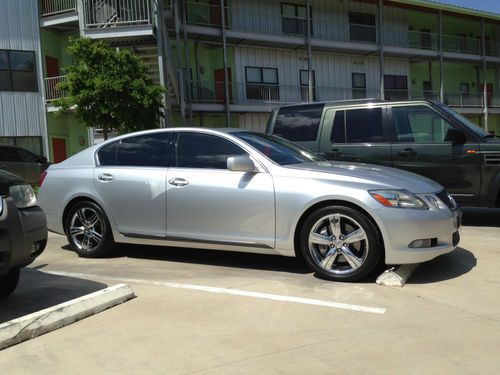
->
[0,268,20,298]
[299,205,382,282]
[65,201,114,258]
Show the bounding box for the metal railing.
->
[443,91,484,108]
[83,0,154,28]
[45,76,67,102]
[442,34,481,55]
[41,0,77,17]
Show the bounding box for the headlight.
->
[9,185,37,208]
[369,189,428,210]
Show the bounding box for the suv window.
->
[176,133,247,169]
[393,106,454,143]
[15,148,38,163]
[273,104,324,142]
[331,108,384,143]
[0,147,19,162]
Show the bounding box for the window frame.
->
[0,49,38,92]
[280,2,312,36]
[245,66,280,101]
[299,69,316,101]
[352,72,367,99]
[349,12,376,43]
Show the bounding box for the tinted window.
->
[345,108,384,143]
[393,106,454,143]
[273,104,324,142]
[176,133,247,169]
[15,148,38,163]
[116,133,169,167]
[331,111,346,143]
[0,147,18,162]
[98,142,119,166]
[0,50,38,92]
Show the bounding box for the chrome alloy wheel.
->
[308,213,369,276]
[69,207,104,251]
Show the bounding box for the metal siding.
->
[0,0,46,140]
[238,113,270,132]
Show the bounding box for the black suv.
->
[0,170,47,297]
[266,100,500,208]
[0,145,49,185]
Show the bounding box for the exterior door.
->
[93,133,171,237]
[318,106,393,167]
[46,56,60,100]
[166,132,275,249]
[214,68,232,103]
[389,104,481,205]
[52,138,67,163]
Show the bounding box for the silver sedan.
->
[38,128,461,281]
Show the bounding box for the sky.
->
[430,0,500,14]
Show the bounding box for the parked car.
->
[0,170,47,297]
[0,145,49,185]
[38,128,460,282]
[266,100,500,208]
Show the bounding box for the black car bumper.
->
[0,197,47,275]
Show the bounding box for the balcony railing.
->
[45,75,67,102]
[444,92,485,108]
[41,0,77,17]
[83,0,154,28]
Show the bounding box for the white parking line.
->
[41,270,386,315]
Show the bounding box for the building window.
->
[352,73,366,99]
[245,67,279,101]
[300,70,316,101]
[420,28,432,49]
[0,50,38,92]
[384,75,408,100]
[457,34,467,53]
[281,3,311,36]
[0,137,43,155]
[349,12,376,43]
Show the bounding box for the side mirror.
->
[227,156,257,173]
[444,128,467,144]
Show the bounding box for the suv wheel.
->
[300,205,382,282]
[65,201,114,258]
[0,268,20,298]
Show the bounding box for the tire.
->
[0,268,20,298]
[65,201,114,258]
[299,205,382,282]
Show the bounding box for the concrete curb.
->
[376,264,420,287]
[0,284,135,351]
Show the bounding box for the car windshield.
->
[435,103,491,138]
[233,132,323,165]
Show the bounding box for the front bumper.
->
[0,197,47,275]
[377,206,461,265]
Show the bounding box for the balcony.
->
[40,0,79,28]
[44,76,67,111]
[82,0,157,42]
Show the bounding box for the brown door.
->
[214,68,232,103]
[52,138,67,163]
[479,83,493,107]
[46,56,60,100]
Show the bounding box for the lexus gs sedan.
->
[38,128,461,281]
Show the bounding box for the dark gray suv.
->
[267,100,500,208]
[0,145,49,185]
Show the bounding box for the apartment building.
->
[36,0,500,160]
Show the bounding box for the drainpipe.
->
[306,0,313,102]
[482,18,489,132]
[220,0,231,127]
[173,0,186,125]
[438,10,444,103]
[378,0,384,100]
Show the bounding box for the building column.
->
[306,0,313,102]
[173,0,186,125]
[438,10,444,103]
[481,18,489,131]
[378,0,384,100]
[220,0,231,127]
[181,0,193,125]
[156,1,170,128]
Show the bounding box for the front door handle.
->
[325,149,343,158]
[397,148,417,157]
[168,178,189,187]
[97,173,114,182]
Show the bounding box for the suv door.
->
[166,132,275,249]
[93,132,171,237]
[318,106,393,166]
[389,104,481,205]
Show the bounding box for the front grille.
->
[435,190,456,210]
[484,154,500,166]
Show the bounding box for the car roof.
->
[275,99,434,110]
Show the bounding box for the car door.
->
[389,104,481,205]
[166,131,275,249]
[318,106,393,166]
[93,132,171,237]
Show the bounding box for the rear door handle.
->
[97,173,114,182]
[168,178,189,187]
[397,148,417,157]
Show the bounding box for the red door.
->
[214,68,232,103]
[52,138,67,163]
[46,56,60,100]
[479,83,493,107]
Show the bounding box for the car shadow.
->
[406,247,476,284]
[461,208,500,227]
[0,267,108,324]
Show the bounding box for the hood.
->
[0,170,25,195]
[284,161,443,194]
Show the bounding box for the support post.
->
[378,0,384,100]
[306,0,313,102]
[220,0,231,127]
[173,0,186,125]
[438,10,444,103]
[481,18,489,132]
[156,1,170,127]
[181,0,193,125]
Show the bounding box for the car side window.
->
[0,147,19,162]
[15,148,38,163]
[176,133,247,169]
[331,108,384,143]
[272,104,324,142]
[393,106,454,143]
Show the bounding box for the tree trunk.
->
[103,125,109,141]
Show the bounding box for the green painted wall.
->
[46,113,89,162]
[40,29,77,76]
[171,112,238,128]
[407,10,438,34]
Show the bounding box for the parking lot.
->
[1,208,499,374]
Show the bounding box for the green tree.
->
[55,37,164,140]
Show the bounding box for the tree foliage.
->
[55,37,164,139]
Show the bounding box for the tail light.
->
[38,170,47,187]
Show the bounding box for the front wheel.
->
[299,205,382,282]
[65,201,114,258]
[0,268,20,298]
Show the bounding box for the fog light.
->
[409,238,437,248]
[30,242,41,256]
